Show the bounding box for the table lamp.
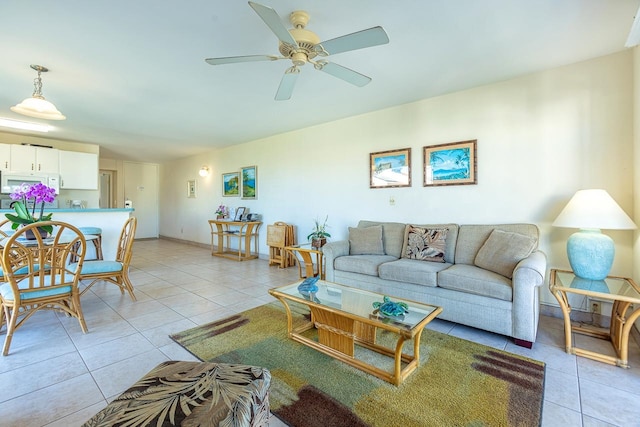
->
[552,189,636,280]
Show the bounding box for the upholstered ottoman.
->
[82,361,271,427]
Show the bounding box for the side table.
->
[549,268,640,368]
[208,219,262,261]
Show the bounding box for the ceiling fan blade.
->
[316,26,389,56]
[275,67,300,101]
[205,55,279,66]
[249,1,299,48]
[317,62,371,87]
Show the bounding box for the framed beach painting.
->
[423,140,477,187]
[241,165,257,199]
[370,148,411,188]
[222,172,239,197]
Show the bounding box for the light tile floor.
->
[0,239,639,426]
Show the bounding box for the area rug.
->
[170,303,545,427]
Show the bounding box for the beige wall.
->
[159,50,635,308]
[634,47,640,282]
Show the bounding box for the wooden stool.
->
[78,226,103,260]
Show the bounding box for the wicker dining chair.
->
[75,217,137,301]
[0,218,13,238]
[0,221,87,356]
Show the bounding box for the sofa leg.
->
[514,339,533,349]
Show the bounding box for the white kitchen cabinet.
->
[0,143,10,171]
[10,145,59,173]
[59,151,99,190]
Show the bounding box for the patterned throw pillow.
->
[402,225,448,262]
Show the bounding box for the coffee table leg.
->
[270,295,294,335]
[393,336,408,385]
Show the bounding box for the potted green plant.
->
[307,215,331,248]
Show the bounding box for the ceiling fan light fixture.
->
[206,2,389,100]
[11,65,66,121]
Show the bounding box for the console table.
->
[208,220,262,261]
[549,268,640,368]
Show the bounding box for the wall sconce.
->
[199,166,210,177]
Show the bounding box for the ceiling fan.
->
[205,1,389,100]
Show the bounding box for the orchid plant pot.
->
[24,226,49,240]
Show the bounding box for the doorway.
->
[123,161,159,238]
[98,169,117,209]
[99,170,116,208]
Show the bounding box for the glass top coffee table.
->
[269,279,442,385]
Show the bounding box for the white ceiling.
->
[1,0,639,163]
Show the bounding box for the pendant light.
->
[11,65,66,120]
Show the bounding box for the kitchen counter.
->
[0,208,134,259]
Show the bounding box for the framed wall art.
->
[187,179,197,198]
[222,172,240,197]
[369,148,411,189]
[423,140,477,187]
[241,165,257,199]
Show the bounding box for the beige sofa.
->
[322,220,547,347]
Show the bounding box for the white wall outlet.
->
[389,196,395,206]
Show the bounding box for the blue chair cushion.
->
[0,276,72,301]
[0,264,50,277]
[79,227,102,235]
[70,261,123,274]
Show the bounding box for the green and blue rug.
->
[171,303,544,427]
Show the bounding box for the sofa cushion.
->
[438,264,513,301]
[474,229,537,278]
[349,225,384,255]
[455,224,539,265]
[334,254,397,277]
[401,225,448,262]
[357,221,406,258]
[379,258,450,287]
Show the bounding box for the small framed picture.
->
[370,148,411,188]
[241,165,257,199]
[187,180,196,198]
[222,172,240,197]
[234,207,246,221]
[423,140,477,187]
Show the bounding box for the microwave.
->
[1,172,61,195]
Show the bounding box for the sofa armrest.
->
[513,250,546,288]
[322,240,350,282]
[511,250,547,343]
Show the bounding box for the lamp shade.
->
[552,189,636,230]
[553,189,636,280]
[11,96,66,120]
